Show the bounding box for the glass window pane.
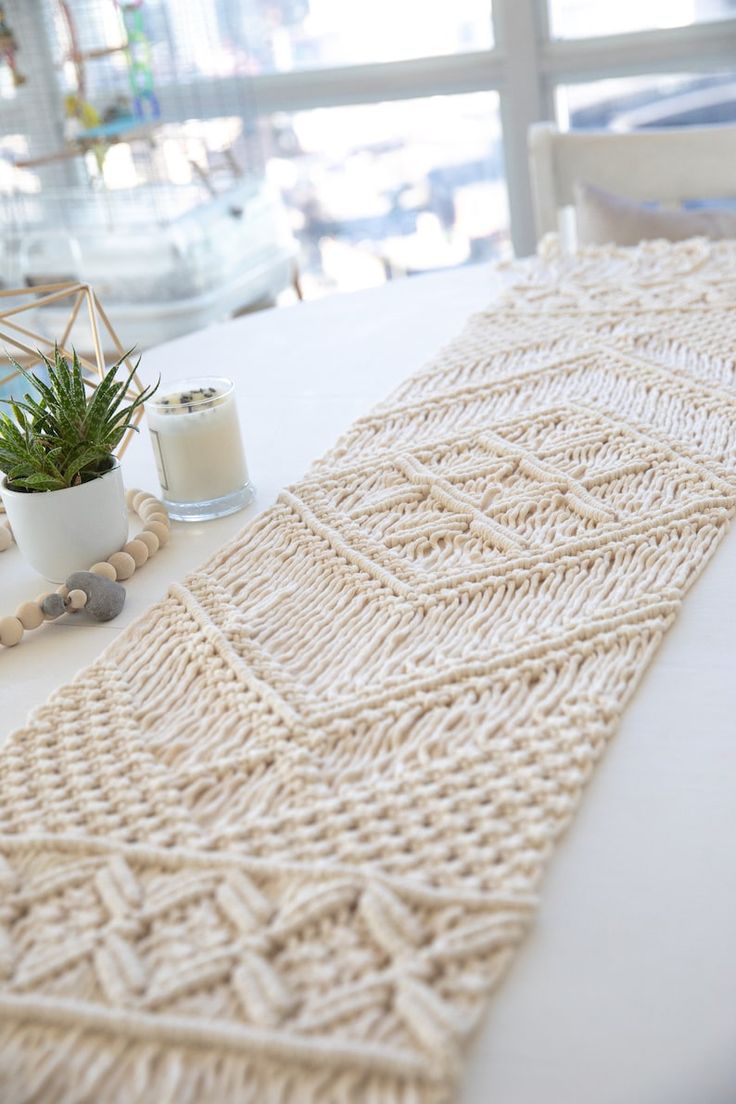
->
[556,72,736,131]
[548,0,736,39]
[264,92,509,297]
[157,0,493,79]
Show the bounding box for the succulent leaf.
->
[0,346,158,492]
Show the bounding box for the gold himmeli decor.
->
[0,281,144,458]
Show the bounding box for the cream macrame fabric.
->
[2,237,736,1103]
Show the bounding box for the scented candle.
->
[146,377,254,521]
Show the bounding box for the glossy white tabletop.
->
[1,264,734,1103]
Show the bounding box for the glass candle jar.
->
[146,377,255,521]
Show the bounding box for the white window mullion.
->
[543,18,736,83]
[152,50,505,121]
[494,0,553,256]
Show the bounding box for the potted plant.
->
[0,347,157,582]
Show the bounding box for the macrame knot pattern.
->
[2,236,736,1102]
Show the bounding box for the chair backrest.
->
[528,121,736,243]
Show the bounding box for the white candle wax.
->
[147,379,251,508]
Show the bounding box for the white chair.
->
[528,121,736,247]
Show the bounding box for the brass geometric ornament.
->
[0,282,145,459]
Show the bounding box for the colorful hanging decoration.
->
[54,0,160,175]
[119,2,160,121]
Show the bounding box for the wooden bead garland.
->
[0,489,170,648]
[108,551,136,580]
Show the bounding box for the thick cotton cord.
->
[1,236,735,1104]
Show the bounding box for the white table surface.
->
[1,264,734,1104]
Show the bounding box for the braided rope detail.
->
[1,236,736,1103]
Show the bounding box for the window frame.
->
[493,1,736,253]
[19,0,736,256]
[156,0,736,254]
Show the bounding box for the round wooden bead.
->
[133,490,157,513]
[125,488,138,509]
[0,526,12,552]
[0,616,24,647]
[124,539,149,567]
[90,561,117,581]
[108,551,136,581]
[56,584,69,599]
[137,530,159,555]
[144,521,169,547]
[139,511,168,530]
[142,511,169,528]
[67,588,88,610]
[15,601,43,630]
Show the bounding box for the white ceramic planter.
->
[1,461,128,582]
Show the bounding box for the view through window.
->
[2,0,735,323]
[557,71,736,132]
[140,0,504,297]
[156,0,494,77]
[263,93,508,297]
[548,0,736,38]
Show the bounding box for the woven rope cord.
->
[1,236,735,1103]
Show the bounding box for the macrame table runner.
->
[2,238,736,1103]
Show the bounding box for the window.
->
[548,0,736,40]
[7,0,736,309]
[265,92,508,296]
[150,1,493,80]
[556,72,736,131]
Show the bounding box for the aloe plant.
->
[0,347,157,492]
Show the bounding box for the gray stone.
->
[65,570,126,622]
[41,593,65,619]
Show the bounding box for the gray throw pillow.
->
[574,181,736,247]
